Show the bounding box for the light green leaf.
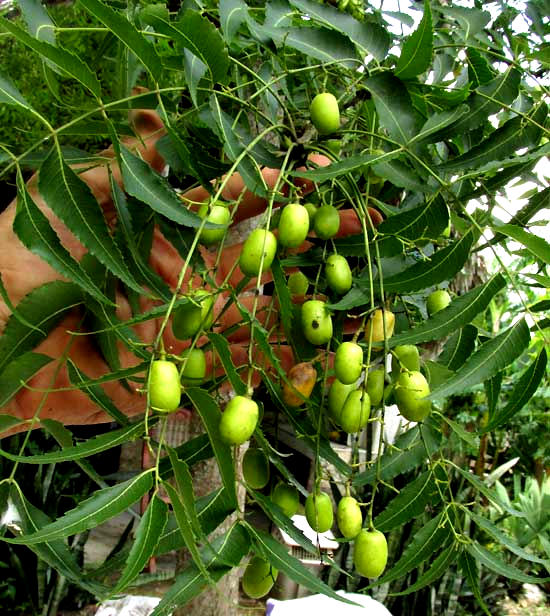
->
[459,552,491,616]
[0,71,33,110]
[439,414,479,449]
[5,470,154,544]
[183,49,208,107]
[220,0,248,43]
[496,224,550,264]
[428,319,531,400]
[292,150,400,182]
[0,415,26,435]
[391,544,457,595]
[395,0,433,79]
[436,5,490,38]
[0,352,52,407]
[168,448,202,536]
[466,542,550,583]
[438,324,478,371]
[18,0,56,44]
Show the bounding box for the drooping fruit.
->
[219,396,259,445]
[328,379,355,425]
[394,370,431,422]
[354,529,388,578]
[149,360,181,412]
[334,341,363,384]
[365,309,395,343]
[278,203,310,248]
[282,362,317,408]
[304,202,319,229]
[314,204,340,240]
[198,203,231,246]
[325,254,352,295]
[271,482,299,518]
[427,289,451,316]
[172,291,215,340]
[365,367,385,407]
[242,448,270,489]
[288,271,309,296]
[310,92,340,135]
[337,496,363,539]
[239,229,277,277]
[340,390,371,434]
[242,556,278,599]
[305,491,333,533]
[301,300,333,346]
[393,344,420,372]
[180,348,207,385]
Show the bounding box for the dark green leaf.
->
[484,371,503,419]
[466,542,550,583]
[208,333,247,396]
[438,324,478,371]
[439,415,479,449]
[391,544,457,595]
[0,414,25,435]
[378,197,449,241]
[0,352,52,406]
[372,157,430,193]
[168,448,202,536]
[411,105,469,145]
[428,319,531,400]
[158,434,213,479]
[0,71,33,110]
[395,0,433,79]
[220,0,248,43]
[437,5,490,38]
[423,360,455,390]
[271,256,297,355]
[459,551,491,616]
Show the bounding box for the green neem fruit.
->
[354,529,388,578]
[288,271,309,296]
[427,289,451,316]
[325,138,342,156]
[365,367,385,407]
[149,360,181,412]
[180,348,206,385]
[310,92,340,135]
[337,496,363,539]
[340,390,371,434]
[301,300,333,346]
[314,204,340,240]
[242,556,278,599]
[305,491,333,533]
[325,254,352,295]
[278,203,310,248]
[395,370,431,422]
[219,396,259,445]
[198,203,231,246]
[304,202,319,229]
[242,448,270,489]
[239,229,277,277]
[271,482,299,518]
[365,309,395,343]
[328,379,355,425]
[334,342,363,384]
[393,345,420,372]
[172,291,214,340]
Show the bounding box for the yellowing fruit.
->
[282,362,317,408]
[365,309,395,343]
[149,360,181,412]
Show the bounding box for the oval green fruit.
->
[325,138,342,156]
[219,396,259,445]
[393,345,420,372]
[149,360,181,412]
[271,482,299,518]
[180,348,206,385]
[365,309,395,343]
[278,203,310,248]
[365,367,385,407]
[427,289,451,316]
[337,496,362,539]
[172,291,215,340]
[395,370,431,422]
[239,229,277,278]
[242,448,270,489]
[325,254,352,295]
[305,491,333,533]
[242,556,278,599]
[334,341,363,384]
[288,271,309,296]
[301,300,333,346]
[328,379,355,425]
[310,92,340,135]
[354,529,388,578]
[304,202,319,229]
[314,204,340,240]
[198,203,231,246]
[340,390,371,434]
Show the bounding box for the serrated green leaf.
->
[0,71,34,110]
[438,324,478,371]
[459,551,491,616]
[467,48,495,86]
[466,541,550,583]
[292,150,400,182]
[391,544,457,595]
[0,352,52,407]
[185,387,237,508]
[271,256,298,356]
[5,470,154,544]
[374,470,439,532]
[151,524,250,616]
[439,414,479,449]
[483,349,547,432]
[79,0,161,81]
[382,230,475,294]
[496,224,550,264]
[378,197,449,241]
[437,5,490,38]
[111,494,168,593]
[372,157,430,193]
[395,0,432,79]
[220,0,248,43]
[484,371,503,419]
[0,281,82,376]
[0,415,25,435]
[208,333,247,396]
[428,319,530,400]
[411,105,469,145]
[247,526,356,605]
[424,360,455,390]
[168,448,201,536]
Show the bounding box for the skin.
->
[0,109,363,431]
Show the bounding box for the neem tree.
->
[0,0,548,614]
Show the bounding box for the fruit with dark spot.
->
[301,300,333,345]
